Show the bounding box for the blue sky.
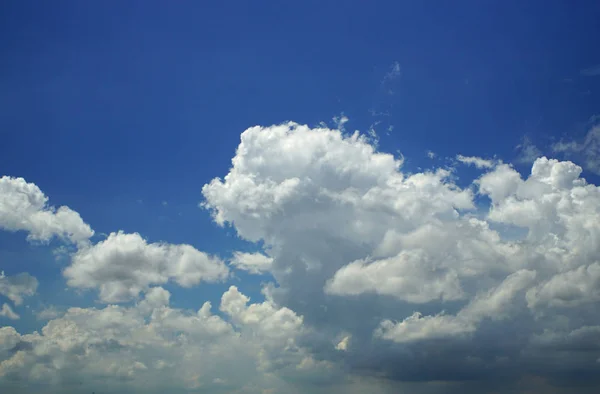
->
[2,1,600,393]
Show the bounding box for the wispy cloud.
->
[332,113,349,131]
[456,154,496,169]
[515,136,543,164]
[0,303,19,320]
[36,305,64,320]
[383,61,401,84]
[553,122,600,175]
[580,64,600,77]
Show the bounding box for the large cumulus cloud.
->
[202,122,600,390]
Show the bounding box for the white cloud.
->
[553,124,600,175]
[63,231,229,303]
[526,263,600,309]
[202,122,600,389]
[0,286,341,394]
[335,335,351,351]
[332,114,349,131]
[230,251,273,275]
[456,154,496,169]
[5,121,600,392]
[325,249,466,303]
[515,136,543,164]
[0,176,94,245]
[376,269,536,343]
[0,272,38,306]
[0,304,19,320]
[376,312,474,343]
[35,306,63,321]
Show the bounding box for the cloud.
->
[35,306,64,321]
[0,176,94,245]
[515,136,543,164]
[581,64,600,77]
[526,263,600,309]
[325,248,466,303]
[5,122,600,392]
[335,335,351,351]
[383,61,401,83]
[63,231,229,303]
[202,122,600,390]
[332,114,349,131]
[456,154,496,169]
[230,251,273,275]
[376,269,536,343]
[552,123,600,175]
[0,272,38,306]
[0,304,19,320]
[0,286,345,394]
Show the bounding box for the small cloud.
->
[36,305,63,320]
[426,150,436,159]
[515,136,543,164]
[332,114,349,131]
[366,124,380,148]
[53,245,71,261]
[456,154,495,169]
[552,122,600,175]
[368,108,390,117]
[380,61,402,95]
[162,201,168,206]
[0,303,19,320]
[383,61,401,83]
[230,251,273,275]
[580,64,600,77]
[335,335,351,351]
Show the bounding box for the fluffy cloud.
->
[325,249,466,303]
[202,122,600,390]
[0,287,346,394]
[64,231,229,303]
[230,251,273,275]
[0,176,93,245]
[376,269,536,343]
[0,272,38,306]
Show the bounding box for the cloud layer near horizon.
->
[2,123,600,393]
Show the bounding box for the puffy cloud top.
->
[0,176,94,245]
[64,231,229,303]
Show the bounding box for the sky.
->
[2,1,600,393]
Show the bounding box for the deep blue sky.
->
[2,0,600,332]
